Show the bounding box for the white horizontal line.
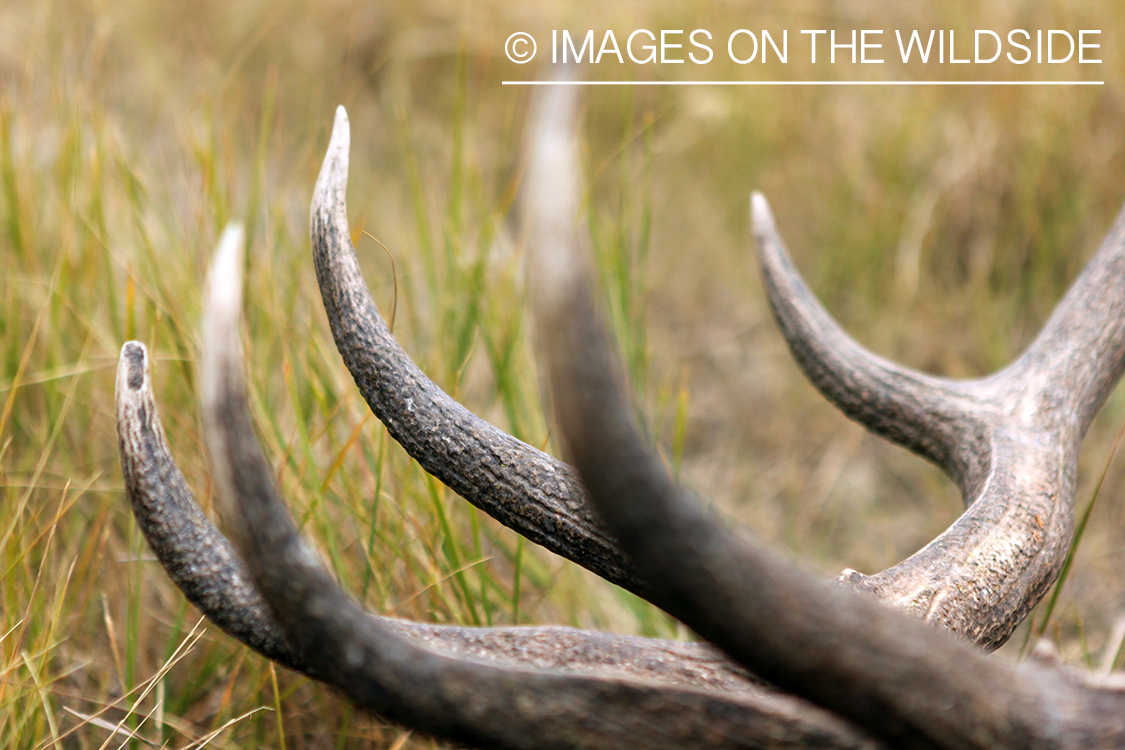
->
[502,80,1103,86]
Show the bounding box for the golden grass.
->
[1,0,1124,746]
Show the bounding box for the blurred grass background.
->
[1,0,1124,747]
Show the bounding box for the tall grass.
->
[0,0,1123,747]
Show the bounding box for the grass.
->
[1,0,1124,747]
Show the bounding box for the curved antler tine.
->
[308,106,648,600]
[752,194,1125,649]
[751,194,990,493]
[115,337,300,670]
[196,222,888,750]
[524,82,1061,750]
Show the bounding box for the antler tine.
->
[190,220,888,750]
[522,81,1096,750]
[308,106,648,599]
[113,111,887,750]
[115,337,300,671]
[751,194,990,492]
[753,194,1125,649]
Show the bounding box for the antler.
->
[308,105,646,598]
[113,84,1125,749]
[308,101,1125,651]
[117,226,884,749]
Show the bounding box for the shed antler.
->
[116,86,1125,748]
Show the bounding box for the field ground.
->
[2,1,1125,747]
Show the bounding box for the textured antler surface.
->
[310,100,1125,652]
[117,339,891,750]
[191,221,889,750]
[755,193,1125,648]
[309,106,648,599]
[113,86,1125,750]
[116,338,764,695]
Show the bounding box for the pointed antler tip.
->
[313,107,352,219]
[200,223,252,528]
[750,192,775,234]
[332,105,350,142]
[203,222,247,371]
[208,222,246,314]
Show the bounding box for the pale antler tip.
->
[207,222,246,323]
[525,85,583,317]
[331,105,350,146]
[313,106,351,221]
[201,222,246,415]
[750,191,775,237]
